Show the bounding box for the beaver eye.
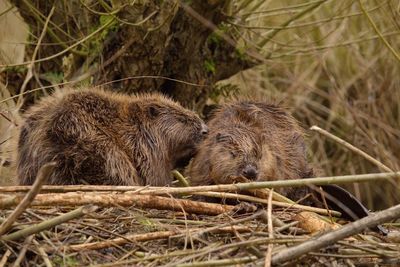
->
[230,151,237,158]
[177,117,187,123]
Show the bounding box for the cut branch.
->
[272,203,400,264]
[1,172,399,194]
[0,192,234,215]
[1,205,98,241]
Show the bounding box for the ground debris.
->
[0,195,399,266]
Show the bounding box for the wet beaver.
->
[186,100,313,198]
[17,87,208,186]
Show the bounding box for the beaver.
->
[17,87,208,186]
[186,100,313,198]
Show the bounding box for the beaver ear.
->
[148,105,160,118]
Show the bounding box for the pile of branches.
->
[0,165,400,266]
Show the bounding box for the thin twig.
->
[175,256,258,267]
[1,205,98,241]
[179,1,265,64]
[0,162,56,237]
[17,6,55,109]
[32,239,53,267]
[0,15,115,68]
[57,226,251,253]
[0,249,11,267]
[310,125,394,172]
[258,0,327,48]
[172,170,190,187]
[193,191,341,217]
[272,203,400,264]
[357,0,400,63]
[179,210,264,240]
[12,235,34,267]
[264,189,274,267]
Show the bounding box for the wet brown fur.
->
[17,87,207,186]
[186,100,313,198]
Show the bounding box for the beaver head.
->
[129,93,208,168]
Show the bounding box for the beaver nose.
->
[201,124,208,135]
[242,165,258,180]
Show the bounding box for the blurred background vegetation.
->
[0,0,399,209]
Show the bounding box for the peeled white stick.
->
[272,203,400,264]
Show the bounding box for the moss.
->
[204,59,216,74]
[42,71,64,84]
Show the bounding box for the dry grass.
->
[219,0,400,210]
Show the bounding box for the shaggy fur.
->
[17,87,207,186]
[186,100,313,198]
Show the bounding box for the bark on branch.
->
[0,192,234,215]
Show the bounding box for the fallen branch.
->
[0,192,233,215]
[1,205,98,242]
[193,191,341,217]
[272,203,400,264]
[55,225,253,252]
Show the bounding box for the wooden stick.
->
[310,125,394,172]
[1,172,399,194]
[11,235,34,267]
[0,162,56,236]
[193,191,341,217]
[1,205,98,241]
[65,230,178,252]
[175,256,258,267]
[33,239,53,267]
[0,192,234,215]
[272,203,400,264]
[54,225,252,252]
[139,172,400,195]
[0,250,11,267]
[264,190,274,267]
[4,172,400,194]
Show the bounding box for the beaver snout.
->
[200,124,209,135]
[242,164,258,180]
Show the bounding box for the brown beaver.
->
[17,87,208,186]
[186,100,313,198]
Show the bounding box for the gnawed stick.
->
[272,203,400,264]
[51,225,253,252]
[0,190,339,217]
[193,191,341,217]
[0,192,234,215]
[1,205,98,242]
[0,162,56,237]
[1,172,399,194]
